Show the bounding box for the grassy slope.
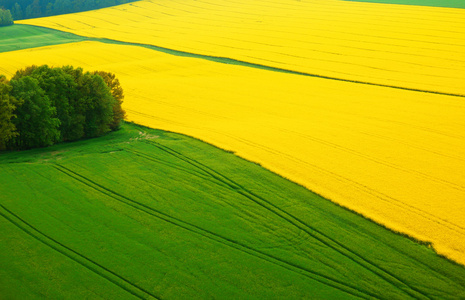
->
[343,0,465,9]
[0,24,84,53]
[1,122,465,299]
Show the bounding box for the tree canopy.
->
[3,0,137,21]
[0,9,14,26]
[9,75,61,149]
[0,75,20,150]
[93,70,126,131]
[0,65,125,150]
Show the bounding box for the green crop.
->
[1,122,464,299]
[0,24,84,53]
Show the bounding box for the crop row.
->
[18,0,465,95]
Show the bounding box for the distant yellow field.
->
[1,40,464,265]
[18,0,465,95]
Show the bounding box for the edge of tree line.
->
[0,8,14,26]
[0,65,126,150]
[1,0,137,24]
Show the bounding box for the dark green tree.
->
[16,65,79,141]
[62,66,116,138]
[72,0,85,12]
[52,0,65,14]
[2,65,124,150]
[78,73,115,137]
[0,76,21,150]
[11,65,38,81]
[60,65,87,139]
[24,0,42,18]
[24,5,33,18]
[11,3,22,20]
[62,0,72,13]
[84,0,96,11]
[0,9,14,26]
[45,2,53,16]
[93,70,126,130]
[9,76,60,149]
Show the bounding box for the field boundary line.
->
[144,140,433,300]
[211,129,465,236]
[18,25,465,98]
[92,36,465,98]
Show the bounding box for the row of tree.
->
[0,65,125,150]
[2,0,136,20]
[0,8,14,26]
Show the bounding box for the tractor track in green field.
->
[158,133,465,293]
[53,143,431,300]
[81,137,457,299]
[2,123,465,298]
[126,148,230,190]
[0,203,159,300]
[143,140,434,300]
[51,163,380,299]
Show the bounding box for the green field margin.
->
[0,24,85,53]
[343,0,465,9]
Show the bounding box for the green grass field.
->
[1,122,465,299]
[0,24,84,53]
[344,0,465,9]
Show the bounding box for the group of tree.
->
[2,0,136,20]
[0,65,125,150]
[0,8,14,26]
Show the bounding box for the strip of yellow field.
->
[18,0,465,95]
[2,41,464,265]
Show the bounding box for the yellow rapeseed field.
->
[1,39,464,265]
[18,0,465,95]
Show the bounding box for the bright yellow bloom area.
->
[18,0,465,95]
[7,0,465,265]
[1,40,464,265]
